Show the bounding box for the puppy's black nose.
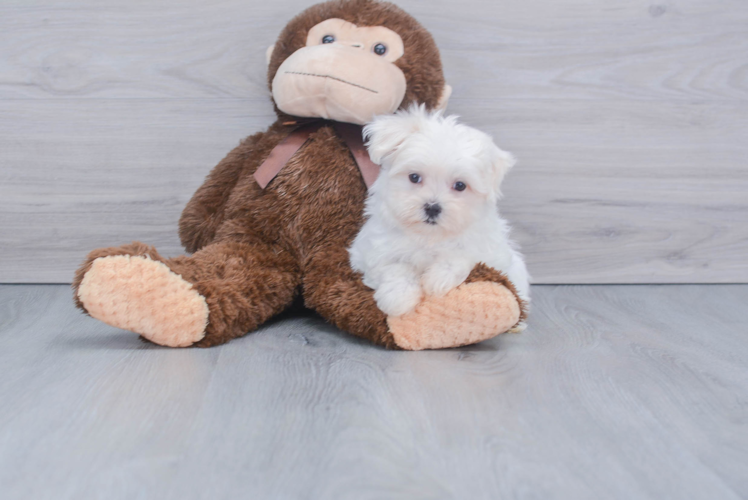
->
[424,203,442,220]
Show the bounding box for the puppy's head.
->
[364,104,515,238]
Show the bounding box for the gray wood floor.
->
[1,284,746,499]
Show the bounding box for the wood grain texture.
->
[1,284,747,499]
[1,98,746,283]
[0,99,275,282]
[1,0,746,101]
[0,0,747,283]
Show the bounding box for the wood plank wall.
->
[1,0,746,283]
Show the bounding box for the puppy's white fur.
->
[349,105,530,319]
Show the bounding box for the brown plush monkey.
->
[72,0,525,350]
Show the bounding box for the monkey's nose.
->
[424,203,442,220]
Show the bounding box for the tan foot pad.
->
[387,282,520,350]
[77,255,209,347]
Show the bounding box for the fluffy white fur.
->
[349,105,530,319]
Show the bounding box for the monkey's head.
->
[267,0,451,125]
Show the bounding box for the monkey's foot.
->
[77,255,209,347]
[387,281,521,350]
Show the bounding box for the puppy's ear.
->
[487,140,517,198]
[364,104,429,165]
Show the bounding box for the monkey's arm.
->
[179,123,288,253]
[178,133,260,253]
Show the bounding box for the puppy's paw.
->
[374,281,423,317]
[422,262,471,297]
[508,321,527,334]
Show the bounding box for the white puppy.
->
[349,105,530,319]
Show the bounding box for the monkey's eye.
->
[453,181,467,191]
[322,35,335,44]
[409,173,422,184]
[373,43,387,56]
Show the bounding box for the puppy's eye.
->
[453,181,467,191]
[409,173,422,184]
[373,43,387,56]
[322,35,335,44]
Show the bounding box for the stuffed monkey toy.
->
[73,0,526,350]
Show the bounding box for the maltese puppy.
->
[349,105,530,320]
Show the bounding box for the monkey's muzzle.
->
[272,44,407,125]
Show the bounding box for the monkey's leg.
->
[303,246,526,350]
[73,240,299,347]
[386,264,526,350]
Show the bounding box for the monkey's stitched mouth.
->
[285,71,378,94]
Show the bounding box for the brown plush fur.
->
[72,0,524,348]
[267,0,446,119]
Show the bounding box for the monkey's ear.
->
[488,141,517,199]
[363,105,428,165]
[435,84,452,111]
[265,44,275,66]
